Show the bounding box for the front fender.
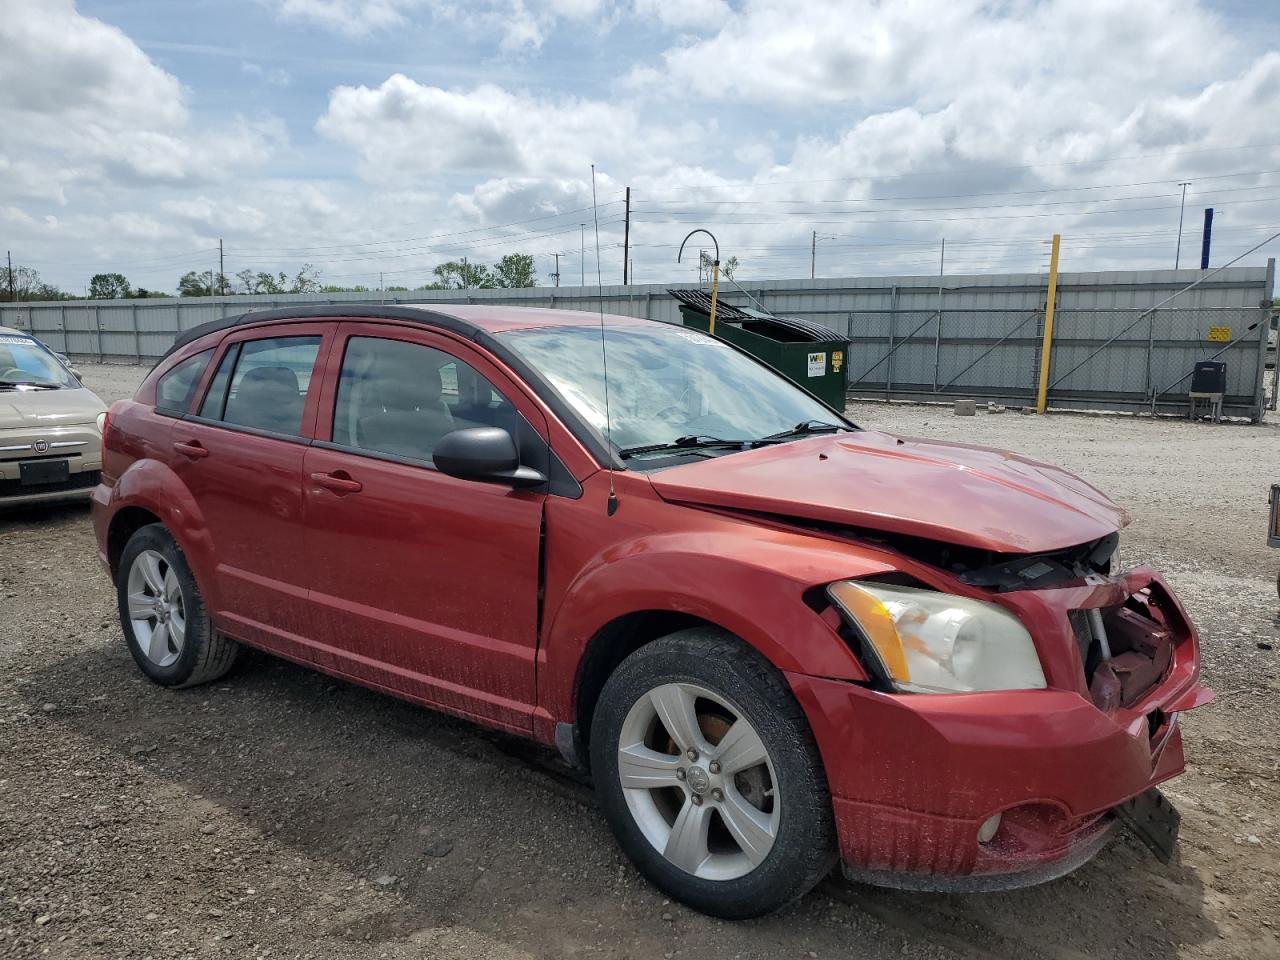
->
[539,520,897,724]
[106,457,221,611]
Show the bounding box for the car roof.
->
[410,304,652,334]
[166,303,653,359]
[0,325,35,338]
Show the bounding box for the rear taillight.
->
[99,402,121,442]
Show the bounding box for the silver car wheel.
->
[126,549,186,668]
[617,682,779,881]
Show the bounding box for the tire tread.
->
[591,627,837,918]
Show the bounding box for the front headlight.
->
[95,412,107,433]
[827,581,1046,694]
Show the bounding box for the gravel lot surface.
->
[1,365,1277,959]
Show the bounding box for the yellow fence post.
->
[1035,234,1062,414]
[708,260,720,336]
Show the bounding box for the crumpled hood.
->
[0,387,106,428]
[648,431,1129,554]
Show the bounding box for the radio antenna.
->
[590,164,618,517]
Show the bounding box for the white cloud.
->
[241,61,293,86]
[4,0,1280,296]
[632,0,1232,107]
[270,0,611,48]
[0,0,284,189]
[272,0,427,36]
[316,75,660,181]
[633,0,727,31]
[0,0,185,125]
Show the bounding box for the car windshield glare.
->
[498,323,846,458]
[0,335,78,389]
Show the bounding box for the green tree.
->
[88,273,133,299]
[32,283,74,300]
[699,252,739,280]
[234,268,258,294]
[290,264,321,293]
[178,271,215,297]
[1,263,50,301]
[237,264,320,295]
[432,260,495,289]
[492,253,536,288]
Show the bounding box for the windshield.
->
[499,322,848,461]
[0,335,78,389]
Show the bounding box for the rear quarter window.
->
[155,349,214,416]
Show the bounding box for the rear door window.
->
[198,336,322,437]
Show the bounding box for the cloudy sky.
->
[1,0,1278,295]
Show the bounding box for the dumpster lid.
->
[668,288,846,343]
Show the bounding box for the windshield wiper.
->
[0,380,59,391]
[619,435,748,459]
[752,419,851,445]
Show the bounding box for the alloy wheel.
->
[617,682,779,880]
[126,549,187,668]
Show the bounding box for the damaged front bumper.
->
[791,566,1213,891]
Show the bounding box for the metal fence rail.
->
[1,264,1273,420]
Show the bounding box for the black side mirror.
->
[433,427,546,488]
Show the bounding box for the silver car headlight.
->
[827,581,1046,694]
[95,412,107,433]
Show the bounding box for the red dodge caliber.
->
[92,305,1212,917]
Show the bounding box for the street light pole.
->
[1175,181,1191,269]
[580,223,586,286]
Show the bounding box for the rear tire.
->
[590,628,836,918]
[117,524,238,688]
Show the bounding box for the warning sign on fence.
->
[1207,326,1232,342]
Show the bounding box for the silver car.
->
[0,326,106,506]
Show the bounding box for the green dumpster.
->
[668,289,850,411]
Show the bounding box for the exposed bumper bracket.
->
[1114,787,1181,864]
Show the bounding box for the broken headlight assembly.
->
[827,581,1046,694]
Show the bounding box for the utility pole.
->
[811,232,837,279]
[622,187,631,285]
[218,238,224,295]
[462,256,469,290]
[6,250,13,302]
[552,253,561,287]
[1175,181,1191,269]
[580,224,586,286]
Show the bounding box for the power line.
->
[634,169,1280,206]
[639,141,1280,192]
[232,199,626,257]
[634,186,1280,219]
[632,193,1280,227]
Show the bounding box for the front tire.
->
[117,523,238,688]
[590,629,836,918]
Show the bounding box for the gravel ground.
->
[1,365,1278,960]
